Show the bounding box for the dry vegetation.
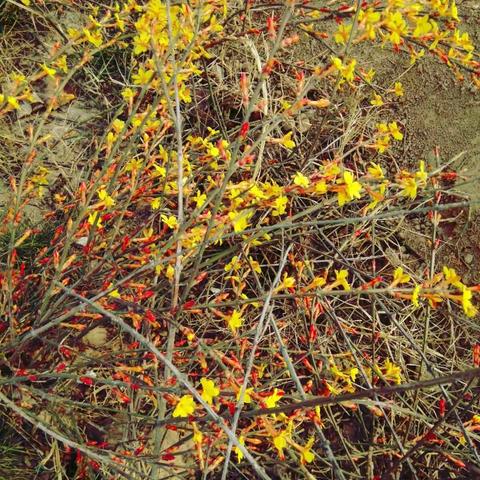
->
[0,1,479,479]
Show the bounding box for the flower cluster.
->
[0,0,478,477]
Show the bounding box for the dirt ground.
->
[350,0,480,285]
[398,53,480,285]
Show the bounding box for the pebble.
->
[82,327,108,347]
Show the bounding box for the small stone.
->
[82,327,108,347]
[465,253,474,264]
[75,236,88,247]
[17,101,32,119]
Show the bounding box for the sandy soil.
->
[348,1,480,284]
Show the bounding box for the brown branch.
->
[154,367,480,427]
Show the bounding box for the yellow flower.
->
[108,289,121,298]
[337,171,362,206]
[200,378,220,405]
[412,284,421,307]
[331,363,348,382]
[413,15,432,37]
[375,135,391,154]
[125,158,143,172]
[332,56,343,71]
[322,161,341,177]
[228,310,243,333]
[228,210,253,233]
[342,59,357,82]
[234,436,245,463]
[179,84,192,103]
[30,166,49,197]
[344,171,362,198]
[410,48,425,64]
[309,277,326,289]
[273,423,294,460]
[314,180,328,194]
[382,359,402,384]
[166,264,175,280]
[326,381,341,395]
[368,162,384,179]
[278,273,295,291]
[335,269,351,291]
[97,188,115,207]
[7,96,20,110]
[415,160,428,183]
[41,64,56,78]
[332,57,357,82]
[281,99,292,111]
[363,68,376,83]
[462,287,477,317]
[172,395,196,418]
[152,163,166,177]
[88,212,103,228]
[55,55,68,73]
[133,31,151,55]
[388,121,403,141]
[400,177,417,199]
[280,131,296,150]
[151,198,161,210]
[385,11,407,45]
[300,437,315,464]
[161,214,178,229]
[236,387,253,404]
[225,256,241,273]
[370,94,384,107]
[334,23,352,45]
[452,30,474,52]
[112,118,124,134]
[293,172,310,188]
[273,433,288,459]
[132,67,154,85]
[67,27,81,40]
[207,143,220,157]
[393,266,411,284]
[393,81,404,96]
[272,195,288,216]
[122,87,135,101]
[10,73,26,84]
[83,28,103,47]
[209,14,223,32]
[377,122,389,134]
[264,388,283,408]
[192,423,203,444]
[450,0,458,20]
[249,257,261,274]
[358,8,381,37]
[366,182,386,211]
[442,266,463,289]
[193,190,207,208]
[143,227,154,239]
[249,185,267,201]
